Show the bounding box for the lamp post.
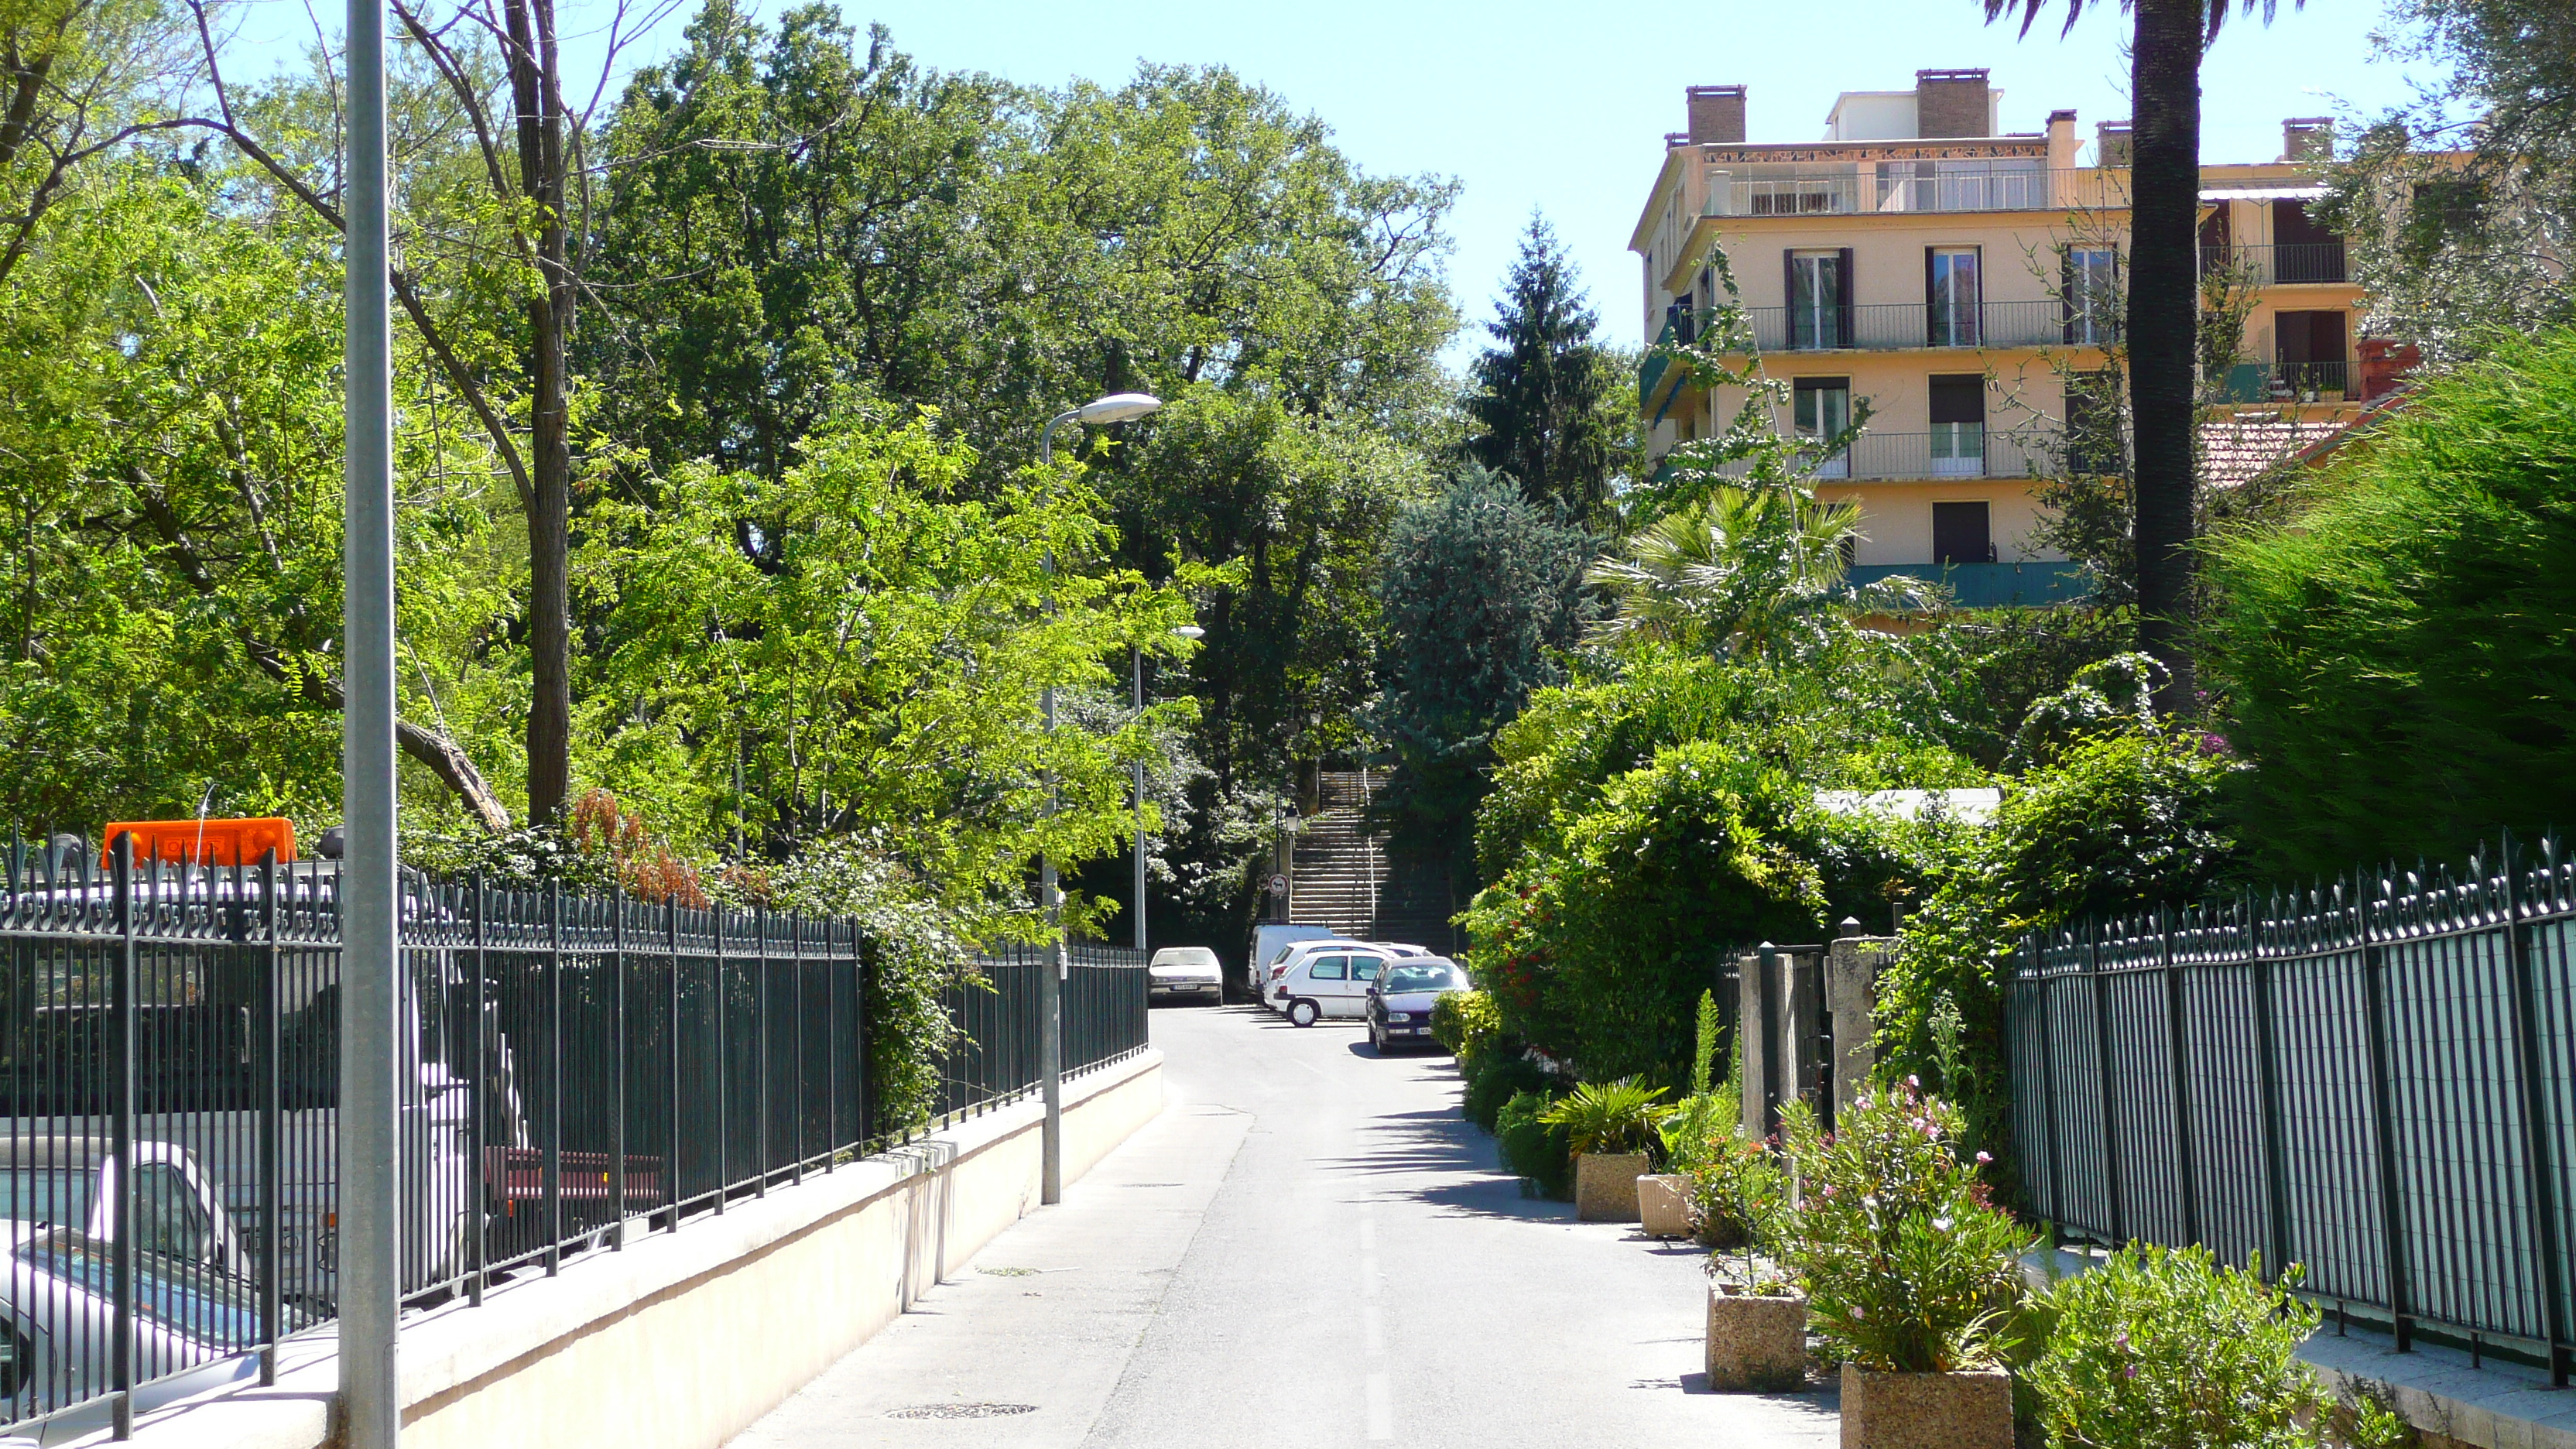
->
[1036,392,1159,1205]
[1132,625,1204,953]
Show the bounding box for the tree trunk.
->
[505,0,575,824]
[2127,0,2201,711]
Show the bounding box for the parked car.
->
[1263,940,1430,1013]
[1146,947,1225,1005]
[1273,945,1434,1026]
[1245,923,1338,1002]
[1365,958,1469,1053]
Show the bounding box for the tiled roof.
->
[2200,414,2352,490]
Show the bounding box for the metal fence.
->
[2009,834,2576,1382]
[0,837,1149,1434]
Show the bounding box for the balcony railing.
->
[2199,242,2349,286]
[1742,300,2113,353]
[1704,165,2128,219]
[1637,317,1680,413]
[1721,430,2047,481]
[1845,560,2091,609]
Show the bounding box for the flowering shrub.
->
[2024,1243,2410,1448]
[1774,1082,2033,1372]
[1690,1132,1785,1263]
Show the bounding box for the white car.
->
[1264,940,1429,1015]
[1146,947,1224,1005]
[1269,944,1437,1026]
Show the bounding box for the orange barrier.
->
[100,817,298,867]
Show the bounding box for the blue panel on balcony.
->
[1845,561,2093,610]
[1637,319,1680,418]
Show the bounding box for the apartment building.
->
[1630,70,2388,608]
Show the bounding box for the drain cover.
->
[888,1403,1037,1420]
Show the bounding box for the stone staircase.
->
[1287,769,1464,954]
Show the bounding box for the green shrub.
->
[2204,327,2576,874]
[1495,1088,1574,1198]
[1688,1132,1785,1261]
[1537,1077,1673,1158]
[1776,1084,2033,1373]
[1432,988,1500,1061]
[1461,1050,1550,1132]
[2024,1243,2409,1449]
[1875,727,2243,1190]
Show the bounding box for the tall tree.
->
[1987,0,2302,712]
[1463,216,1629,524]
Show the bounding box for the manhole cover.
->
[887,1403,1037,1420]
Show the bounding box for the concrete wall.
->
[67,1050,1166,1449]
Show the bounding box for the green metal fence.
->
[2009,833,2576,1382]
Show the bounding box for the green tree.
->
[1986,0,2304,711]
[1368,464,1591,830]
[1585,487,1926,659]
[1462,216,1632,522]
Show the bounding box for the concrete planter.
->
[1704,1283,1807,1392]
[1637,1173,1694,1237]
[1838,1363,2013,1449]
[1572,1153,1649,1221]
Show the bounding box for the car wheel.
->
[1288,998,1320,1027]
[1368,1021,1384,1052]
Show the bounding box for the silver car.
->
[1146,947,1224,1005]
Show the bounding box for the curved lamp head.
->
[1075,392,1162,424]
[1172,625,1206,640]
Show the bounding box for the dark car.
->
[1365,958,1468,1053]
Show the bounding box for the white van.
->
[1245,923,1338,1002]
[1270,946,1403,1026]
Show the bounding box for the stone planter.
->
[1572,1152,1649,1221]
[1838,1364,2013,1449]
[1637,1173,1693,1237]
[1704,1283,1807,1392]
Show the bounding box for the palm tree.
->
[1985,0,2302,713]
[1586,486,1931,659]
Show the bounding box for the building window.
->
[1787,251,1849,350]
[2066,370,2122,476]
[1929,373,1985,476]
[2272,199,2347,283]
[2063,247,2119,345]
[1932,501,1994,566]
[1926,247,1982,347]
[1794,378,1852,478]
[2276,310,2350,397]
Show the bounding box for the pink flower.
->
[1906,1074,1920,1089]
[1975,1151,1992,1165]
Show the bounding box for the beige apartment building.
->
[1630,70,2389,608]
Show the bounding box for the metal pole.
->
[1038,412,1074,1207]
[1133,645,1146,954]
[544,882,562,1274]
[471,874,488,1301]
[339,0,401,1423]
[111,834,135,1440]
[2497,835,2571,1384]
[2358,874,2413,1353]
[260,850,283,1381]
[612,895,627,1246]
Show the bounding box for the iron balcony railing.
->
[1704,164,2129,218]
[0,835,1148,1437]
[1721,430,2045,482]
[2201,242,2350,286]
[1742,300,2114,353]
[2009,832,2576,1385]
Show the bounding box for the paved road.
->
[730,1004,1838,1447]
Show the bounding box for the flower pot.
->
[1637,1173,1693,1237]
[1705,1283,1807,1392]
[1838,1363,2013,1449]
[1573,1152,1649,1221]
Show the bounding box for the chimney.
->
[2283,116,2335,163]
[2046,107,2079,169]
[1915,68,1990,139]
[2097,120,2134,167]
[1687,85,1747,145]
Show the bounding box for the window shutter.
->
[1929,373,1985,424]
[2059,246,2076,344]
[1836,248,1855,348]
[1784,250,1797,339]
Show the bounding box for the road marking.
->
[1365,1372,1393,1440]
[1360,1254,1379,1300]
[1362,1302,1385,1354]
[1358,1218,1375,1252]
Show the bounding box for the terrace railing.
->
[2009,833,2576,1383]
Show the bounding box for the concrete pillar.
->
[1827,924,1896,1121]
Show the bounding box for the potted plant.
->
[1697,1135,1804,1392]
[1643,992,1729,1238]
[1537,1077,1670,1222]
[1774,1083,2032,1447]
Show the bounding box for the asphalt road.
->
[729,1003,1838,1448]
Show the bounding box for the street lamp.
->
[1132,624,1204,953]
[1036,391,1160,1207]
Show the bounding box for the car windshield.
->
[19,1230,262,1347]
[1382,964,1461,993]
[0,1167,92,1228]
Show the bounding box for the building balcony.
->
[1845,560,2091,609]
[1638,317,1680,415]
[2213,356,2355,404]
[1741,300,2111,353]
[1721,430,2047,481]
[2199,241,2349,286]
[1703,164,2126,219]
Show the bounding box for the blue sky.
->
[238,0,2441,360]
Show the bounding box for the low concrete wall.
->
[63,1050,1165,1449]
